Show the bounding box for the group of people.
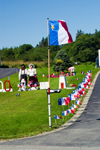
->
[18,63,39,89]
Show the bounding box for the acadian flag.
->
[42,74,45,77]
[65,73,69,76]
[81,71,84,74]
[70,106,75,113]
[76,78,79,80]
[73,104,78,109]
[58,97,69,105]
[54,115,62,119]
[73,72,76,76]
[88,70,91,73]
[62,97,70,104]
[62,111,68,116]
[76,100,81,105]
[68,94,76,100]
[49,20,73,46]
[67,109,71,114]
[78,89,85,95]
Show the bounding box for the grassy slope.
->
[0,64,99,139]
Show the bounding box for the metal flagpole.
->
[47,18,51,128]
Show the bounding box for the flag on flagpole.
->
[81,71,84,74]
[49,20,73,46]
[68,94,76,100]
[62,111,68,116]
[76,100,81,105]
[70,106,75,113]
[58,97,69,105]
[54,115,62,119]
[42,74,45,77]
[67,109,71,114]
[73,104,78,109]
[76,78,79,80]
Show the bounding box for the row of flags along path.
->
[54,71,92,123]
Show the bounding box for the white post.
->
[98,49,100,67]
[48,89,51,128]
[47,18,51,128]
[0,81,3,92]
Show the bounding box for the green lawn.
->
[0,64,99,139]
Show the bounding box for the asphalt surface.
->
[0,68,19,79]
[0,69,100,150]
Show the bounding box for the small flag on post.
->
[58,98,69,105]
[54,115,62,119]
[70,106,75,113]
[66,73,69,76]
[67,109,71,114]
[81,71,84,74]
[62,111,68,116]
[49,20,73,46]
[73,104,78,109]
[42,74,45,77]
[76,100,81,105]
[68,94,76,100]
[76,78,79,80]
[8,76,10,80]
[73,72,76,76]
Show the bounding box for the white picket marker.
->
[0,81,3,92]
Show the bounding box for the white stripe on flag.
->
[58,23,69,45]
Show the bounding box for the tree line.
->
[0,30,100,63]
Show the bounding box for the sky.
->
[0,0,100,49]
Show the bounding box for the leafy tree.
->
[1,30,100,63]
[1,47,15,61]
[53,49,72,72]
[18,44,33,54]
[76,30,84,39]
[78,49,93,62]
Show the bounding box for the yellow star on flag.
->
[51,24,54,30]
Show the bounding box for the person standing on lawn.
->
[27,63,39,88]
[95,56,99,68]
[68,66,75,76]
[19,64,28,85]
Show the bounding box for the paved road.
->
[0,68,19,79]
[0,69,100,150]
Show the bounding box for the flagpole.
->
[47,18,51,128]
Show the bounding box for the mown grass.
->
[0,64,99,139]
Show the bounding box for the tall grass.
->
[1,61,48,68]
[0,64,99,139]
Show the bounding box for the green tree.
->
[53,49,72,72]
[76,30,84,39]
[18,44,33,54]
[78,49,93,62]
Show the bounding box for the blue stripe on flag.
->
[58,98,62,105]
[49,20,59,45]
